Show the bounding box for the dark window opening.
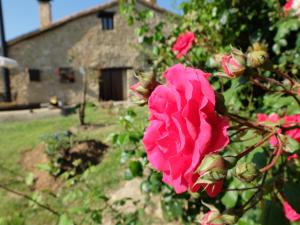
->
[28,69,41,82]
[99,68,127,101]
[55,67,75,83]
[98,11,114,30]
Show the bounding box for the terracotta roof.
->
[8,0,175,46]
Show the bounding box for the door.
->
[99,69,127,101]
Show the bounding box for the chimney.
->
[38,0,52,28]
[144,0,157,4]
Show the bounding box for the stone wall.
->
[1,2,169,104]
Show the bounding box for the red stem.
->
[260,136,283,173]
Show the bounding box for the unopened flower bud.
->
[219,48,246,78]
[194,154,227,185]
[130,72,160,103]
[247,50,269,68]
[221,214,238,224]
[200,203,224,225]
[235,162,258,182]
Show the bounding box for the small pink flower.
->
[257,113,300,148]
[283,114,300,143]
[283,200,300,222]
[297,88,300,96]
[257,113,280,123]
[221,55,244,78]
[201,210,224,225]
[143,64,229,197]
[172,32,195,59]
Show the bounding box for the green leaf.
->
[284,135,300,153]
[221,182,238,208]
[128,160,143,177]
[25,173,35,186]
[58,214,74,225]
[252,151,268,170]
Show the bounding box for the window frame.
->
[97,11,114,31]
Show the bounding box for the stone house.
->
[1,0,174,104]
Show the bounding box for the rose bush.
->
[119,1,300,224]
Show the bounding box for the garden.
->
[1,0,300,224]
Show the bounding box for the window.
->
[98,12,114,30]
[28,69,41,82]
[55,67,75,83]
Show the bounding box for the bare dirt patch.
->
[21,140,108,191]
[21,144,63,192]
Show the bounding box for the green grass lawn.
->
[0,104,137,225]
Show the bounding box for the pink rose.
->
[201,210,224,225]
[172,32,195,59]
[283,200,300,222]
[221,55,244,78]
[143,64,229,197]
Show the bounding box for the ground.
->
[0,104,127,225]
[0,103,176,225]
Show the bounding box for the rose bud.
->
[219,48,246,78]
[246,51,269,68]
[221,214,238,225]
[200,210,224,225]
[194,154,227,185]
[200,203,224,225]
[130,72,160,104]
[235,162,259,182]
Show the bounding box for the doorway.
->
[99,68,127,101]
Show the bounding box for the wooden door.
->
[99,69,127,101]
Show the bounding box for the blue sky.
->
[2,0,183,41]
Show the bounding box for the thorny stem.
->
[229,127,248,139]
[236,131,277,160]
[225,186,261,192]
[272,68,295,86]
[0,184,60,216]
[227,113,269,132]
[260,136,283,173]
[254,73,300,106]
